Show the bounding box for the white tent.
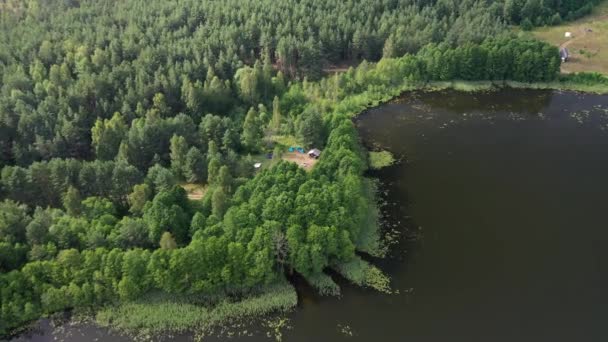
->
[565,32,572,38]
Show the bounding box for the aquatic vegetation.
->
[264,316,291,342]
[334,256,392,294]
[95,282,297,334]
[338,323,355,337]
[353,179,384,257]
[304,273,341,297]
[369,151,396,169]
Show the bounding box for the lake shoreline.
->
[8,81,608,341]
[352,88,608,341]
[351,78,608,133]
[425,79,608,94]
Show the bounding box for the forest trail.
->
[559,30,583,50]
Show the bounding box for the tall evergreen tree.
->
[242,107,263,151]
[270,96,282,133]
[63,186,82,217]
[170,135,188,179]
[184,147,206,183]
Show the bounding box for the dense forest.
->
[0,0,598,167]
[0,0,599,336]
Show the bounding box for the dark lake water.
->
[12,89,608,341]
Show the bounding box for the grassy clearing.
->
[267,135,302,149]
[531,1,608,74]
[369,150,395,169]
[249,153,274,171]
[262,135,319,171]
[95,282,297,334]
[334,256,392,294]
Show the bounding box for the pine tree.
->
[170,135,188,179]
[217,166,233,193]
[207,157,221,185]
[383,35,396,58]
[211,188,228,218]
[91,112,127,160]
[242,107,263,152]
[128,184,151,216]
[184,147,206,183]
[270,96,282,133]
[63,186,82,216]
[297,108,324,148]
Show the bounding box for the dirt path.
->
[560,32,581,49]
[560,27,587,49]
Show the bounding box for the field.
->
[531,1,608,74]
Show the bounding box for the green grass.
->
[95,282,297,334]
[257,135,306,170]
[334,256,392,294]
[530,0,608,75]
[267,135,302,149]
[249,153,272,170]
[304,273,341,296]
[355,179,384,257]
[504,79,608,93]
[369,150,395,169]
[424,79,608,94]
[425,81,496,92]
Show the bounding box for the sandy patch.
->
[282,152,318,171]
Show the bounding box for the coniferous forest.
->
[0,0,602,336]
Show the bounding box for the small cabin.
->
[308,149,321,159]
[560,48,569,62]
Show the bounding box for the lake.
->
[13,89,608,341]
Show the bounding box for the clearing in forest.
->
[282,152,318,171]
[266,135,318,171]
[532,1,608,74]
[180,183,207,200]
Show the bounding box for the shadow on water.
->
[12,89,608,342]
